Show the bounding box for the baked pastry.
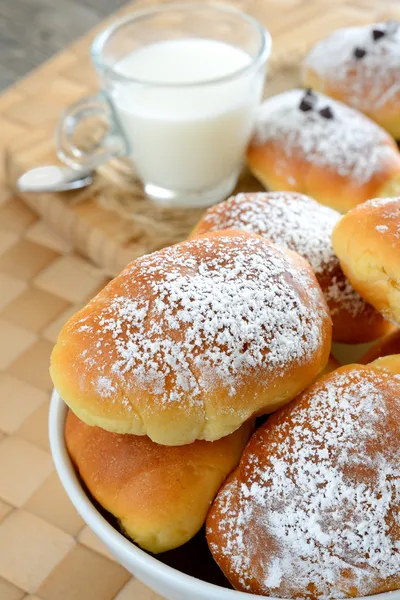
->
[303,21,400,139]
[192,192,391,343]
[207,359,400,598]
[246,89,400,213]
[360,328,400,363]
[51,230,331,446]
[332,197,400,325]
[65,410,251,554]
[318,353,340,377]
[307,353,340,388]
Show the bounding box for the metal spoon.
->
[17,165,93,193]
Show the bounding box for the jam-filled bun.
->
[303,21,400,139]
[332,197,400,326]
[247,89,400,213]
[192,192,391,343]
[65,411,252,553]
[207,359,400,599]
[51,230,331,446]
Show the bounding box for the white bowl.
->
[49,390,400,600]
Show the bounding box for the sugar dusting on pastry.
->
[72,234,327,405]
[304,22,400,111]
[253,89,393,183]
[200,192,370,317]
[201,193,336,272]
[356,196,400,238]
[365,196,399,208]
[207,367,400,598]
[376,224,389,233]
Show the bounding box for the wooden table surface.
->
[1,1,400,599]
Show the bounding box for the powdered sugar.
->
[364,196,399,208]
[208,367,400,598]
[359,197,400,238]
[253,89,394,184]
[200,192,369,317]
[74,234,328,411]
[304,23,400,112]
[324,276,368,317]
[95,376,116,397]
[264,559,283,588]
[201,193,336,273]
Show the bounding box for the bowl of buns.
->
[49,18,400,600]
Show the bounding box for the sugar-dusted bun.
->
[247,89,400,213]
[332,197,400,325]
[360,328,400,363]
[65,411,252,553]
[303,22,400,139]
[192,192,391,343]
[51,230,331,446]
[207,361,400,599]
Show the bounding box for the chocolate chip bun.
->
[332,197,400,326]
[192,192,391,343]
[65,410,252,553]
[50,230,331,446]
[246,89,400,213]
[303,21,400,139]
[207,358,400,598]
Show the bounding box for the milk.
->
[111,39,264,194]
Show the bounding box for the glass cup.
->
[57,3,271,208]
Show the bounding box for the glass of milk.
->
[56,3,271,208]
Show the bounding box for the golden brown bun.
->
[360,328,400,363]
[247,90,400,213]
[207,362,400,598]
[192,192,391,343]
[51,230,331,446]
[65,411,252,553]
[318,353,340,377]
[332,197,400,326]
[303,22,400,139]
[369,353,400,374]
[309,353,339,387]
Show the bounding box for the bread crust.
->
[207,362,400,598]
[247,90,400,213]
[65,411,252,553]
[192,192,391,343]
[332,197,400,326]
[51,230,331,445]
[303,23,400,139]
[360,328,400,363]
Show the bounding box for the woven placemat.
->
[8,46,306,276]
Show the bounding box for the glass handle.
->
[55,92,128,169]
